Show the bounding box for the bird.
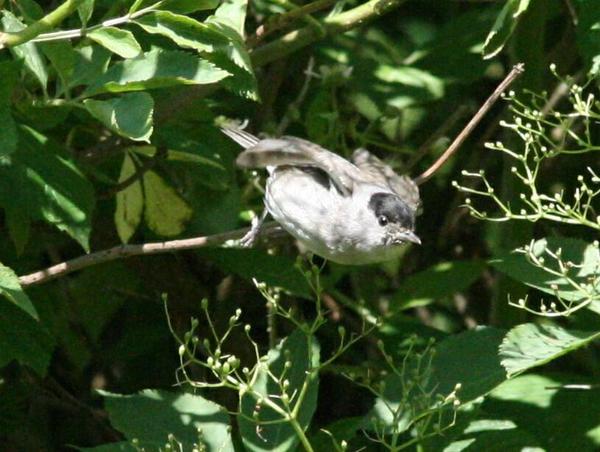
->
[222,127,421,265]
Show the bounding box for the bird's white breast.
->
[265,168,405,264]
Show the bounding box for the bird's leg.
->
[240,208,269,248]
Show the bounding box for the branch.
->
[0,0,84,49]
[248,0,337,47]
[19,222,281,287]
[414,63,525,185]
[251,0,409,66]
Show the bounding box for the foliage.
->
[0,0,599,451]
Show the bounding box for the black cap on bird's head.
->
[368,192,420,245]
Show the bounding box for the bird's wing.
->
[351,148,421,212]
[222,127,361,196]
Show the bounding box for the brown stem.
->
[19,222,281,287]
[414,63,525,185]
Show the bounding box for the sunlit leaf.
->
[0,126,95,250]
[88,27,142,59]
[482,0,531,59]
[239,330,320,452]
[211,0,247,37]
[100,389,234,451]
[84,92,154,142]
[83,49,230,96]
[487,373,600,450]
[0,263,38,319]
[115,153,144,243]
[1,11,48,91]
[143,170,192,236]
[499,323,600,377]
[491,237,600,310]
[129,0,219,14]
[134,10,226,52]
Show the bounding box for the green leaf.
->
[482,0,531,59]
[0,126,95,250]
[198,248,311,298]
[163,0,220,13]
[84,49,230,96]
[100,389,234,450]
[432,327,507,403]
[391,260,485,310]
[0,61,20,157]
[491,237,600,308]
[499,323,600,377]
[134,10,227,52]
[40,41,76,90]
[78,0,95,26]
[239,329,320,452]
[115,153,143,243]
[1,11,48,90]
[0,263,38,319]
[143,170,192,236]
[84,92,154,142]
[575,1,600,74]
[134,11,257,99]
[486,373,600,450]
[211,0,247,37]
[88,27,142,59]
[0,299,54,375]
[129,0,219,14]
[70,44,112,88]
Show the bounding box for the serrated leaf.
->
[482,0,531,59]
[499,323,600,378]
[84,49,229,96]
[1,11,48,90]
[88,27,142,59]
[211,0,247,37]
[0,300,54,375]
[134,10,227,52]
[100,389,234,451]
[0,263,38,319]
[115,153,143,243]
[0,126,95,250]
[143,171,192,236]
[239,330,320,452]
[134,11,257,99]
[84,92,154,142]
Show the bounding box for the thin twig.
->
[19,222,281,287]
[250,0,409,66]
[276,57,316,135]
[248,0,337,47]
[414,63,525,185]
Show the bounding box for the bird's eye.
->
[378,215,388,226]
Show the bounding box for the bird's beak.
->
[400,230,421,245]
